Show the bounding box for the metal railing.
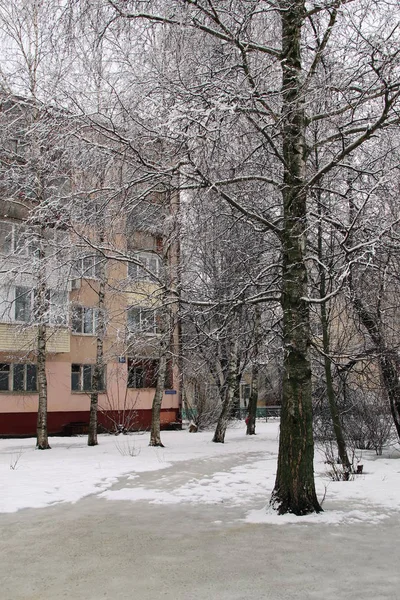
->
[182,405,281,421]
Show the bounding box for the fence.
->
[182,405,281,421]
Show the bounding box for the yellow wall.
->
[0,323,70,354]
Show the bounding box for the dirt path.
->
[0,454,398,600]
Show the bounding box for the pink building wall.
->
[0,358,180,435]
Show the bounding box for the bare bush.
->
[184,380,221,431]
[9,448,24,470]
[319,440,362,481]
[114,436,140,457]
[314,386,395,459]
[98,366,140,434]
[345,391,395,456]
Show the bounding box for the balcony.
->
[0,323,70,353]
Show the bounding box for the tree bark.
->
[36,229,50,450]
[88,309,104,446]
[149,351,167,446]
[246,362,258,435]
[213,338,238,443]
[36,322,50,449]
[270,0,322,514]
[247,307,261,435]
[88,249,106,446]
[150,215,172,447]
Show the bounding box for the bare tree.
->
[104,0,400,514]
[0,0,71,448]
[246,306,261,436]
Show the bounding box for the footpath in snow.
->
[1,420,400,524]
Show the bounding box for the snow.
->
[2,421,400,524]
[245,507,389,526]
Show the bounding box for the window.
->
[0,364,10,391]
[128,252,160,281]
[73,255,103,279]
[127,307,158,334]
[49,290,69,325]
[240,383,251,408]
[127,365,145,388]
[15,286,33,322]
[0,363,37,392]
[0,221,38,257]
[0,285,14,322]
[127,359,158,388]
[0,222,13,255]
[71,306,99,334]
[13,364,25,390]
[26,364,37,391]
[71,364,105,392]
[14,226,39,257]
[126,200,164,233]
[0,286,68,325]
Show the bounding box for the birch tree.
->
[0,0,71,448]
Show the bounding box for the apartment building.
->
[0,95,181,436]
[0,198,181,436]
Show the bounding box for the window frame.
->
[0,363,37,392]
[0,220,39,257]
[14,286,34,323]
[127,365,145,388]
[0,285,15,323]
[127,358,159,389]
[240,382,252,408]
[12,287,68,325]
[71,363,105,393]
[48,290,69,326]
[13,225,39,257]
[128,252,161,282]
[127,306,158,335]
[73,255,103,280]
[0,221,14,255]
[0,363,10,391]
[71,305,99,335]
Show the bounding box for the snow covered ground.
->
[2,420,400,524]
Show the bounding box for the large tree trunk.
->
[150,226,171,447]
[149,352,167,447]
[36,321,50,449]
[88,253,106,447]
[88,320,104,446]
[247,307,261,435]
[36,228,50,450]
[246,362,258,436]
[270,0,322,514]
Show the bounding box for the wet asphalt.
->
[0,453,398,600]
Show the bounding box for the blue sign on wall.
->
[165,390,177,395]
